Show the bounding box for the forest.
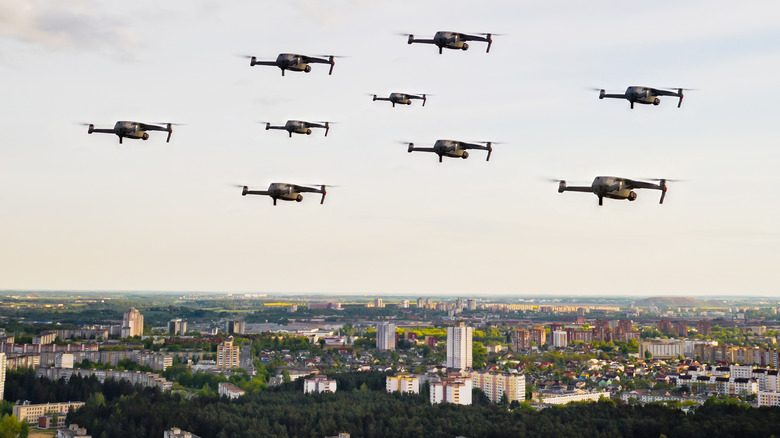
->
[5,370,780,438]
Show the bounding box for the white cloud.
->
[0,0,142,54]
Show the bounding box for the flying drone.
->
[239,183,328,206]
[555,176,672,206]
[406,31,494,54]
[406,140,494,163]
[263,120,331,137]
[85,121,174,144]
[248,54,337,76]
[597,87,687,109]
[372,93,427,107]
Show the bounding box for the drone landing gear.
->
[598,197,603,206]
[273,198,277,206]
[438,155,443,163]
[630,102,634,109]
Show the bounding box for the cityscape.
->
[0,293,779,436]
[2,0,780,437]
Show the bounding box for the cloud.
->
[0,0,142,54]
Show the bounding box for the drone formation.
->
[84,31,683,208]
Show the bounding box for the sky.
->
[1,0,779,296]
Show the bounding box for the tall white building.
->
[121,308,144,338]
[446,322,473,370]
[552,330,568,348]
[0,353,5,400]
[376,322,396,351]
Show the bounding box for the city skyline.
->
[1,1,779,296]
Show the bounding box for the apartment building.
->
[430,374,472,405]
[446,322,472,370]
[470,371,525,404]
[386,374,419,394]
[304,375,337,394]
[217,336,240,370]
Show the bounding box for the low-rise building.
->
[164,428,202,438]
[218,382,245,399]
[304,375,337,394]
[430,374,472,405]
[758,391,780,407]
[386,374,419,394]
[36,366,172,391]
[536,390,610,405]
[13,401,85,425]
[56,424,91,438]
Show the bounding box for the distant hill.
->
[636,297,703,307]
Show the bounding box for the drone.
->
[406,140,494,163]
[248,54,336,76]
[597,87,686,109]
[556,176,671,206]
[264,120,331,137]
[86,121,174,144]
[372,93,427,107]
[406,31,494,54]
[239,183,327,206]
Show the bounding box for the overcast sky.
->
[1,0,779,296]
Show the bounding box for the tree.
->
[0,414,22,438]
[644,349,652,359]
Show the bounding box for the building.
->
[386,374,419,394]
[33,331,57,345]
[430,374,472,405]
[758,391,780,407]
[121,308,144,338]
[676,374,758,396]
[13,402,85,425]
[657,319,672,334]
[530,326,546,347]
[511,329,530,351]
[217,336,240,370]
[218,382,245,399]
[552,330,567,348]
[0,353,5,400]
[446,322,472,370]
[168,319,187,336]
[373,298,384,308]
[697,321,712,336]
[674,322,688,338]
[55,353,73,369]
[417,298,424,308]
[56,424,92,438]
[400,300,409,309]
[467,299,477,311]
[536,390,610,405]
[36,366,173,391]
[470,371,525,404]
[640,339,684,359]
[226,320,245,335]
[376,322,396,351]
[164,428,202,438]
[304,375,337,394]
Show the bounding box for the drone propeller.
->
[642,178,684,204]
[153,122,182,142]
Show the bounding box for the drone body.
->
[373,93,427,107]
[407,31,493,54]
[87,121,173,144]
[598,86,685,109]
[264,120,330,137]
[249,53,336,76]
[240,183,327,206]
[557,176,669,206]
[407,140,493,163]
